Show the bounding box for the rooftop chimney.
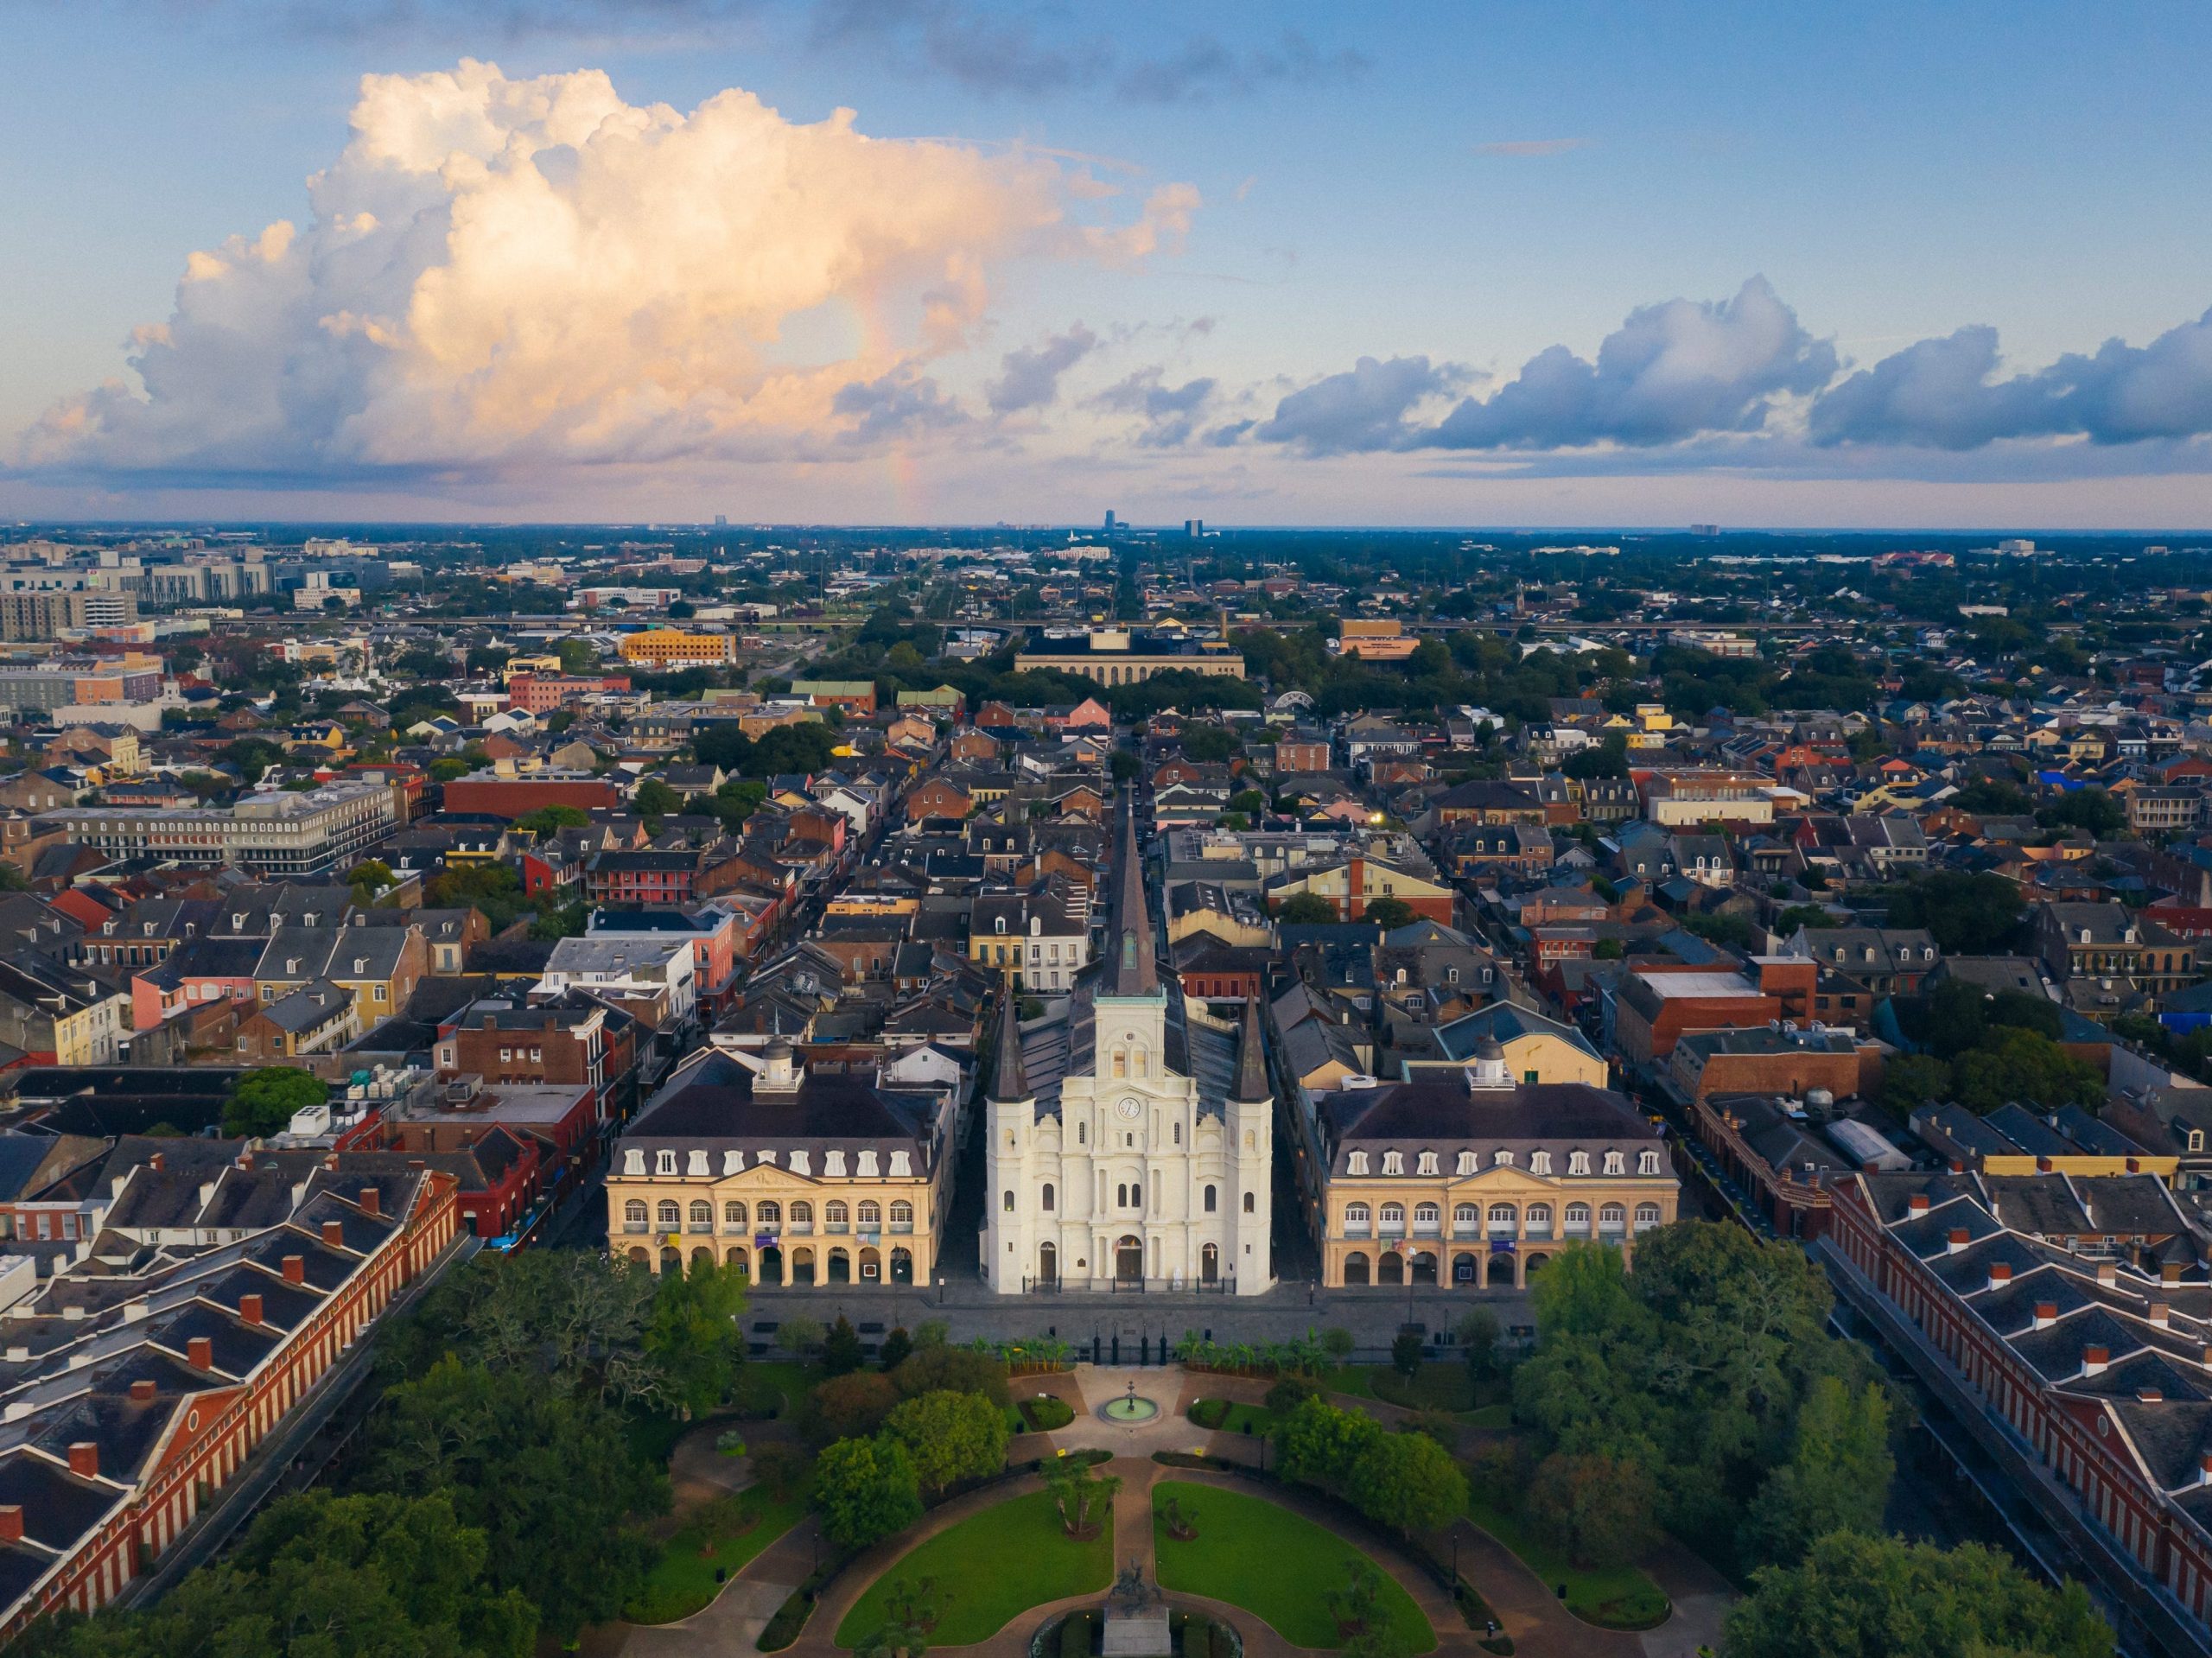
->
[67,1442,98,1480]
[2164,1262,2183,1286]
[128,1378,156,1402]
[2152,1304,2172,1328]
[2139,1388,2164,1404]
[282,1255,304,1286]
[238,1293,264,1326]
[2033,1302,2058,1330]
[1947,1227,1970,1254]
[2200,1454,2212,1489]
[1907,1194,1930,1217]
[1987,1262,2013,1293]
[2036,1156,2053,1174]
[2127,1157,2142,1174]
[321,1220,345,1248]
[358,1187,380,1218]
[2096,1263,2118,1287]
[0,1507,20,1542]
[149,1152,164,1172]
[187,1337,213,1369]
[2082,1345,2110,1377]
[1948,1159,1964,1175]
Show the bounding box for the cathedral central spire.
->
[1103,797,1160,998]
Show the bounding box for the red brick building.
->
[505,673,632,714]
[0,1163,458,1641]
[442,774,621,817]
[1826,1169,2212,1644]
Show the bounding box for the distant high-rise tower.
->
[1103,510,1118,533]
[1184,518,1205,537]
[714,514,728,527]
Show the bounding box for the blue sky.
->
[4,0,2209,526]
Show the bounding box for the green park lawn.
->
[1189,1398,1274,1435]
[835,1490,1112,1647]
[1464,1486,1671,1630]
[1150,1482,1435,1652]
[737,1360,817,1417]
[625,1483,813,1624]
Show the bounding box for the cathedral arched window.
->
[1042,1183,1056,1211]
[1112,1049,1127,1079]
[1003,1190,1014,1211]
[1204,1185,1217,1212]
[1243,1191,1255,1213]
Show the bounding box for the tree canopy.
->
[222,1068,328,1138]
[1721,1533,2113,1658]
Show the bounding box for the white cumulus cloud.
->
[16,60,1197,484]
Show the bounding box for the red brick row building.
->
[0,1159,458,1641]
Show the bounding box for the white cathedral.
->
[982,806,1274,1295]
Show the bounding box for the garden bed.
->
[1149,1481,1434,1652]
[1187,1399,1274,1435]
[835,1490,1113,1648]
[1020,1394,1076,1432]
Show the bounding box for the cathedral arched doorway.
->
[859,1247,880,1282]
[690,1247,715,1275]
[724,1246,751,1280]
[758,1244,784,1286]
[1115,1236,1144,1287]
[1343,1251,1370,1286]
[790,1247,816,1286]
[1377,1251,1404,1286]
[1409,1251,1439,1286]
[1200,1242,1219,1285]
[1452,1253,1478,1285]
[626,1246,650,1267]
[1484,1253,1516,1287]
[826,1248,851,1284]
[1523,1252,1550,1280]
[890,1247,913,1284]
[658,1246,681,1275]
[1037,1242,1057,1287]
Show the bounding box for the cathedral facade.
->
[982,808,1275,1295]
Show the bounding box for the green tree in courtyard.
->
[643,1256,748,1415]
[883,1388,1009,1496]
[1276,893,1338,924]
[222,1068,328,1138]
[815,1434,925,1549]
[1348,1430,1467,1535]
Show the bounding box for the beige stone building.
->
[1313,1040,1680,1290]
[608,1039,949,1286]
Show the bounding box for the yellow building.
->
[608,1042,948,1286]
[1313,1044,1679,1291]
[1406,1004,1608,1088]
[620,630,736,667]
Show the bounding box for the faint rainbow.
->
[854,285,921,522]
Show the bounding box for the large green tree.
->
[1348,1430,1467,1535]
[883,1388,1010,1496]
[1722,1533,2113,1658]
[1525,1452,1656,1569]
[1510,1226,1882,1572]
[1738,1376,1894,1567]
[1274,1396,1383,1490]
[815,1434,925,1548]
[354,1356,667,1639]
[644,1256,748,1414]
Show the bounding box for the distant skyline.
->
[4,2,2211,528]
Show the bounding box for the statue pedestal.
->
[1101,1610,1173,1658]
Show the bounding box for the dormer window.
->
[1603,1150,1624,1175]
[1348,1151,1370,1175]
[1638,1149,1661,1175]
[1456,1150,1476,1174]
[1495,1149,1515,1167]
[1382,1151,1403,1175]
[995,917,1007,934]
[1568,1150,1590,1176]
[1417,1151,1439,1175]
[1530,1151,1552,1175]
[654,1150,677,1175]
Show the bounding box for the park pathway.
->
[613,1366,1728,1658]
